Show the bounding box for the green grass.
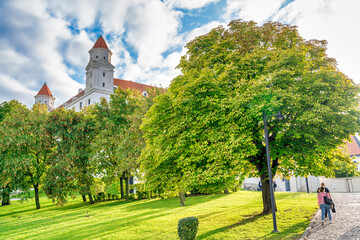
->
[0,191,318,240]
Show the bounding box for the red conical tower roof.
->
[92,36,109,50]
[36,83,53,97]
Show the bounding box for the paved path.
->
[305,193,360,240]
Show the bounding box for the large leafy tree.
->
[93,87,160,200]
[0,100,23,206]
[45,107,97,205]
[0,103,52,209]
[141,20,360,212]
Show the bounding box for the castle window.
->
[80,102,82,109]
[103,72,105,77]
[90,72,92,77]
[143,91,148,97]
[90,83,92,88]
[103,82,105,87]
[96,56,98,58]
[88,99,91,105]
[45,101,47,103]
[104,56,106,59]
[39,100,41,102]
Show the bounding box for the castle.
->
[34,36,153,111]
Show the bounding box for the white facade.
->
[243,176,320,193]
[35,94,55,109]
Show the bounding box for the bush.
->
[178,217,199,240]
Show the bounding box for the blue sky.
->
[1,0,359,107]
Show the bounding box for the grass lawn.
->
[0,190,317,240]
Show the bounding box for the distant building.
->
[34,83,55,111]
[344,135,360,171]
[35,36,154,111]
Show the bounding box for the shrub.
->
[178,217,199,240]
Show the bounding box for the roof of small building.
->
[36,83,53,97]
[345,135,360,156]
[114,78,153,92]
[92,36,109,50]
[60,78,156,108]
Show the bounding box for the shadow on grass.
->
[123,193,228,212]
[261,220,309,240]
[197,213,265,239]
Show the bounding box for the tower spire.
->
[92,36,109,50]
[34,83,55,110]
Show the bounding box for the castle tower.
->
[34,83,55,110]
[85,36,115,94]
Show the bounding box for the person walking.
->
[317,183,331,218]
[318,186,332,225]
[317,183,331,197]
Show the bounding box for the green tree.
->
[0,100,22,206]
[141,20,360,211]
[0,103,52,209]
[93,88,160,200]
[45,107,97,205]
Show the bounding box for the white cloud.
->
[223,0,286,24]
[273,0,360,83]
[65,30,93,68]
[165,0,220,9]
[0,74,37,106]
[0,0,83,107]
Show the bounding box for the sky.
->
[0,0,359,107]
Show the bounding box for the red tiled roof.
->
[64,89,85,105]
[114,78,155,92]
[62,79,155,107]
[92,36,109,50]
[345,136,360,156]
[36,83,53,97]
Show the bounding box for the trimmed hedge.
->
[178,217,199,240]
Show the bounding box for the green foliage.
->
[178,217,199,240]
[333,159,359,178]
[92,87,162,199]
[141,19,360,212]
[45,107,98,205]
[0,102,52,209]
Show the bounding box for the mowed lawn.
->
[0,191,317,240]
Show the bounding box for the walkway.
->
[304,193,360,240]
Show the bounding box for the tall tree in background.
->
[45,107,97,205]
[93,88,161,200]
[0,103,52,209]
[141,20,360,211]
[0,100,23,206]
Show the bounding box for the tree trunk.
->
[88,194,94,204]
[120,177,124,199]
[82,194,87,202]
[34,184,41,209]
[125,177,129,201]
[261,177,277,214]
[1,186,10,206]
[179,191,185,207]
[224,188,230,194]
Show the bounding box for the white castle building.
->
[34,36,153,110]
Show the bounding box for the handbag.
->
[324,195,333,205]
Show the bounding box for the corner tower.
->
[85,36,115,94]
[34,83,55,110]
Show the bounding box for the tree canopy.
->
[141,19,360,211]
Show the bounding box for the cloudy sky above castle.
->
[0,0,359,107]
